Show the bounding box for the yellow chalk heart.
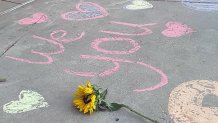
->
[3,90,49,114]
[126,0,153,10]
[133,0,147,5]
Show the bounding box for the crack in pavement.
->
[0,36,23,58]
[0,13,47,58]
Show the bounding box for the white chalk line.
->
[0,0,35,16]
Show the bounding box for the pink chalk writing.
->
[64,55,126,77]
[32,35,65,55]
[161,21,193,37]
[18,13,48,25]
[6,29,85,64]
[134,62,168,92]
[80,55,134,63]
[50,30,85,44]
[64,70,97,77]
[6,51,53,64]
[65,61,120,77]
[9,20,194,92]
[101,21,157,36]
[61,2,109,21]
[5,35,63,64]
[64,55,168,91]
[91,37,141,54]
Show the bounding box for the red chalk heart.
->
[18,13,48,25]
[162,22,193,38]
[61,2,109,21]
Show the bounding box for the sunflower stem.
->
[122,105,158,123]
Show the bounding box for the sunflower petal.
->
[87,81,91,87]
[73,82,97,114]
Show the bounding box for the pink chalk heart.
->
[61,2,109,21]
[162,22,193,37]
[18,13,48,25]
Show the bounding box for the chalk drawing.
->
[101,21,157,36]
[182,0,218,11]
[168,80,218,123]
[6,29,84,64]
[134,62,168,92]
[3,90,49,113]
[6,51,54,64]
[6,22,172,92]
[125,0,153,10]
[64,55,124,77]
[64,55,168,92]
[50,29,85,44]
[62,21,168,92]
[161,21,193,38]
[18,13,48,25]
[32,35,65,55]
[91,37,141,54]
[61,2,109,21]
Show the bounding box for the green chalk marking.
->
[3,90,49,113]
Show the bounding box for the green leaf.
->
[92,86,98,91]
[107,103,124,111]
[100,89,107,100]
[97,101,108,111]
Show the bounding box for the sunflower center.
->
[83,94,92,104]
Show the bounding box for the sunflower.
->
[73,81,158,123]
[73,81,96,114]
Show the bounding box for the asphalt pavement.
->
[0,0,218,123]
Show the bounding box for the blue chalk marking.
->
[182,0,218,11]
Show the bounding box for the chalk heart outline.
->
[162,22,193,37]
[3,90,49,114]
[18,13,48,25]
[126,0,153,10]
[61,2,109,21]
[168,80,218,123]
